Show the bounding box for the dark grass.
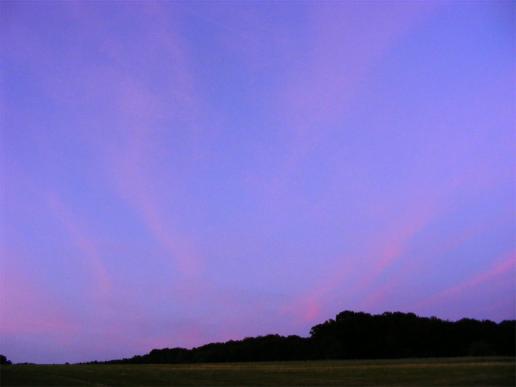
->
[1,357,514,386]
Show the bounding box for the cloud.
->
[58,2,210,281]
[268,2,440,182]
[46,193,112,296]
[416,250,516,310]
[283,194,439,325]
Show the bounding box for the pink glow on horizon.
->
[0,251,77,339]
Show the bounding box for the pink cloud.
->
[280,258,356,325]
[416,251,516,310]
[282,196,439,324]
[64,3,210,282]
[46,193,112,296]
[432,214,512,259]
[270,2,440,180]
[355,202,438,296]
[104,108,203,281]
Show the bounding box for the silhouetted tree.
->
[0,355,12,365]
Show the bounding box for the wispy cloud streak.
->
[416,251,516,310]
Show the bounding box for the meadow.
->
[1,357,514,386]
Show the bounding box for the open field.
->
[1,357,514,386]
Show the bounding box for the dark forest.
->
[99,311,515,364]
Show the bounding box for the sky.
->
[1,0,515,364]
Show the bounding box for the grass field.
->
[1,357,514,386]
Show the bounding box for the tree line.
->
[0,355,12,365]
[101,311,515,364]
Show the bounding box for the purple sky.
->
[1,0,515,364]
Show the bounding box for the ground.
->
[1,357,514,386]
